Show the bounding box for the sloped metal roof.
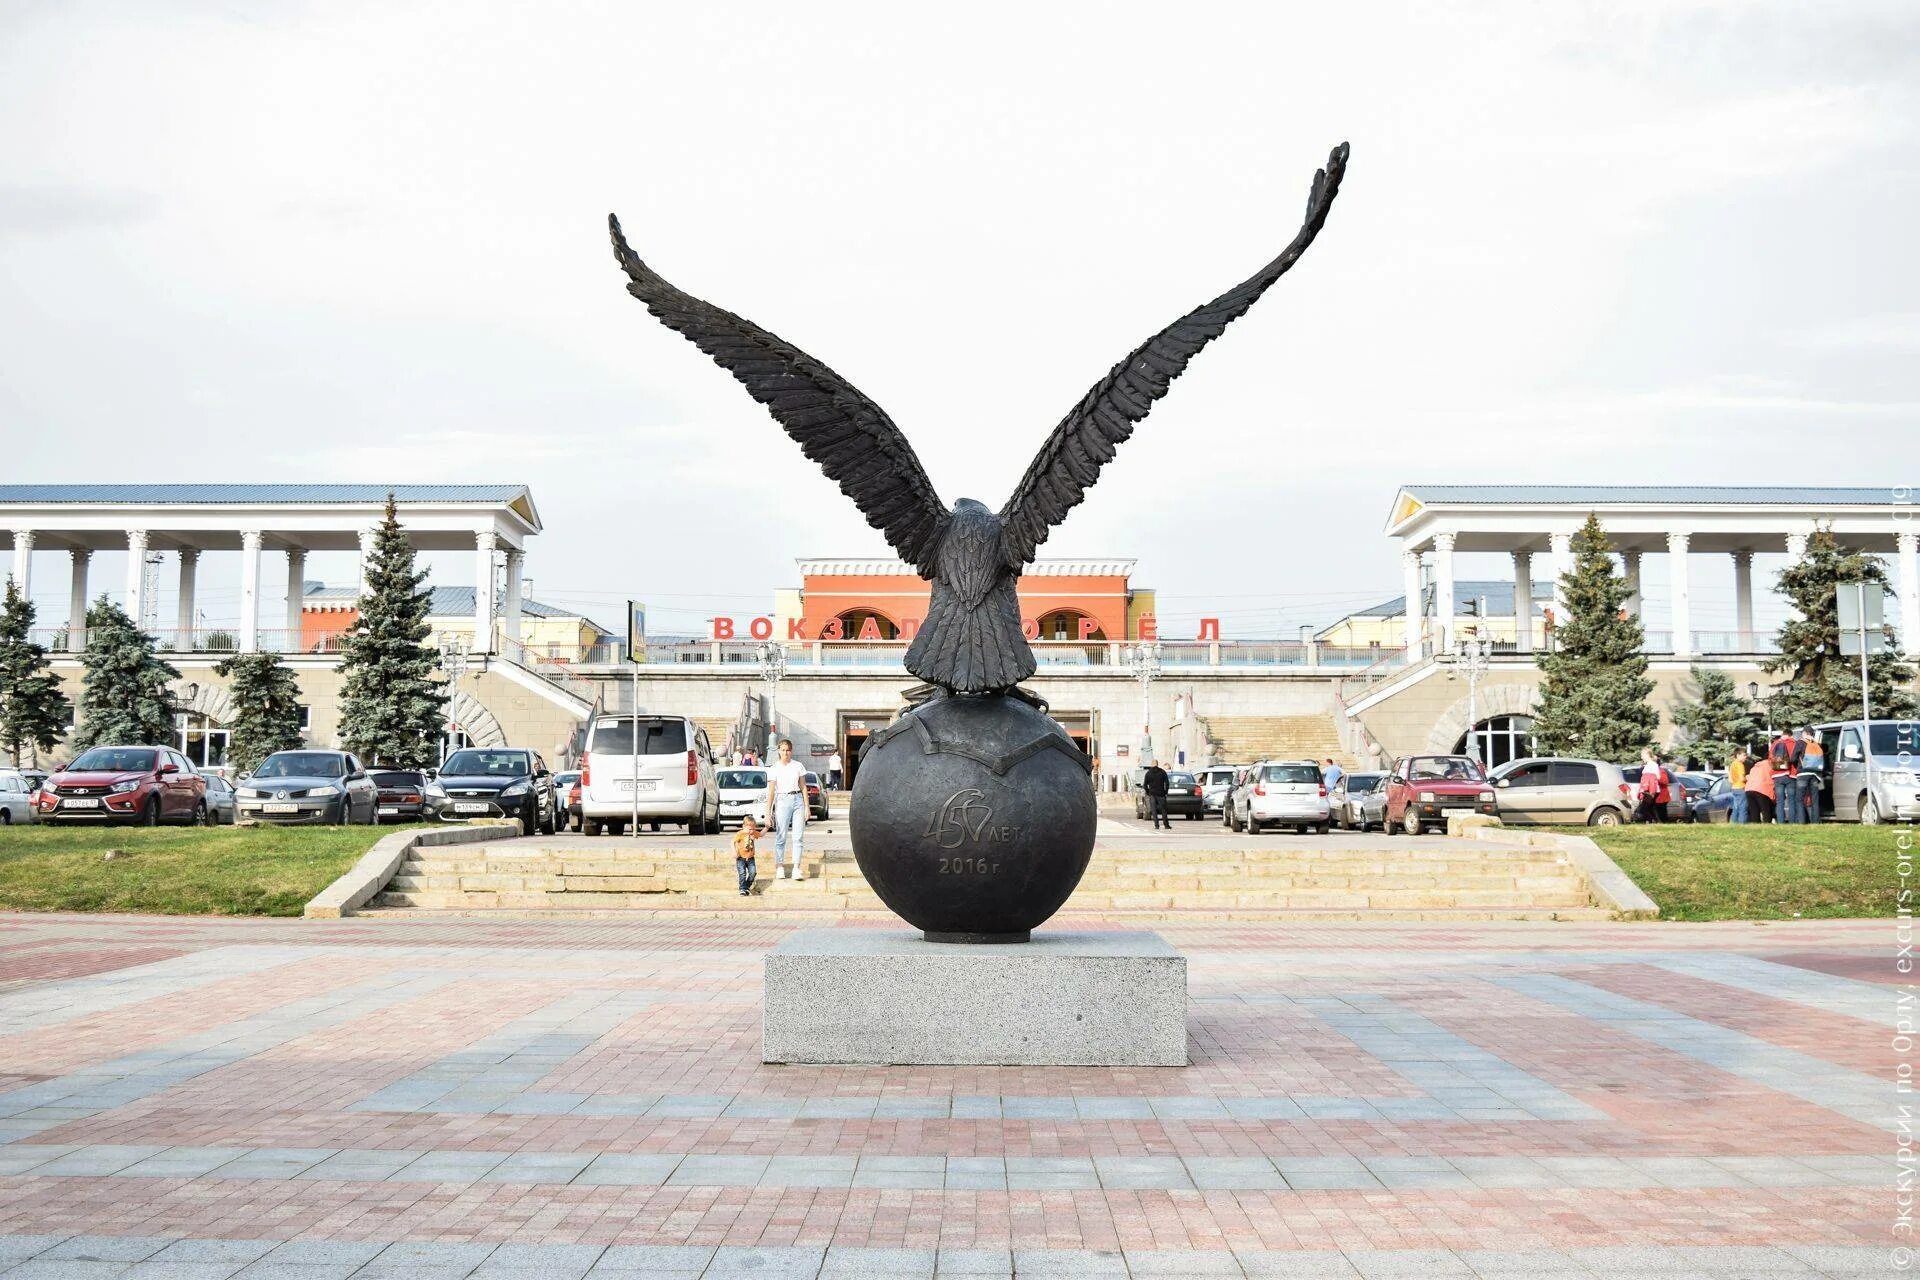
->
[304,583,589,623]
[0,484,528,504]
[1399,485,1901,505]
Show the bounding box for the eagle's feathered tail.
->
[906,577,1035,693]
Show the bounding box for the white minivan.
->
[579,714,722,836]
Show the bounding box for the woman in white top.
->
[765,739,810,879]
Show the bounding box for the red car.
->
[1383,754,1497,835]
[36,745,209,826]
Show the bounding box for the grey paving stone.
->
[1456,1249,1591,1274]
[469,1243,606,1279]
[1664,1245,1811,1272]
[1126,1249,1246,1276]
[365,1242,498,1270]
[1008,1251,1128,1277]
[1093,1156,1193,1189]
[147,1244,274,1267]
[0,1148,77,1175]
[30,1147,171,1178]
[949,1096,1001,1119]
[760,1156,856,1188]
[40,1242,170,1265]
[1776,1245,1891,1273]
[851,1155,944,1189]
[0,1240,63,1268]
[1236,1252,1361,1278]
[1342,1250,1473,1278]
[932,1247,1011,1276]
[574,1154,684,1186]
[258,1242,387,1267]
[3,1262,137,1279]
[703,1245,826,1277]
[292,1150,425,1182]
[387,1151,508,1183]
[206,1150,333,1180]
[942,1156,1007,1191]
[1184,1157,1285,1190]
[594,1247,714,1272]
[231,1265,359,1280]
[998,1097,1077,1120]
[476,1152,594,1184]
[1004,1157,1099,1190]
[665,1155,769,1186]
[820,1245,936,1276]
[119,1149,251,1180]
[119,1263,248,1280]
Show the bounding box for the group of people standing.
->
[1727,728,1827,824]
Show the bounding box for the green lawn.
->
[1582,823,1907,921]
[0,823,422,916]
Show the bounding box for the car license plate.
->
[60,797,100,809]
[454,802,490,814]
[620,779,658,793]
[263,802,299,813]
[378,806,400,816]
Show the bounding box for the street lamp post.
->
[757,640,788,761]
[1448,637,1493,763]
[437,636,469,764]
[1129,641,1162,767]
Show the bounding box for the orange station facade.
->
[764,558,1157,644]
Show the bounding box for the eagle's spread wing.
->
[998,143,1349,568]
[610,215,949,574]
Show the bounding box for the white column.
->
[125,530,149,624]
[1622,551,1642,618]
[1668,531,1692,658]
[7,530,32,601]
[1899,532,1920,653]
[1732,551,1755,651]
[357,528,378,597]
[1401,547,1423,657]
[239,530,263,654]
[1432,533,1457,653]
[501,546,524,650]
[1786,531,1809,561]
[474,531,498,653]
[175,549,198,649]
[1547,531,1573,634]
[67,549,90,651]
[1511,550,1533,653]
[285,547,306,651]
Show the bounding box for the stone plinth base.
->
[763,930,1187,1066]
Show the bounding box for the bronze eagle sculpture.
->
[610,142,1349,695]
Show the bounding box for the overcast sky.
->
[3,0,1916,638]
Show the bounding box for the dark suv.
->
[427,747,556,836]
[36,746,208,826]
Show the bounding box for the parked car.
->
[1382,754,1496,835]
[566,779,583,831]
[1196,765,1236,815]
[0,770,37,825]
[717,767,769,828]
[551,770,581,822]
[237,750,377,825]
[1162,771,1204,819]
[1487,757,1633,826]
[1814,720,1920,823]
[202,773,237,825]
[579,714,721,836]
[804,771,829,821]
[16,770,47,797]
[1228,760,1329,834]
[1687,774,1739,824]
[36,746,208,826]
[1356,773,1392,831]
[1329,771,1386,830]
[1620,765,1688,822]
[371,769,431,823]
[427,748,556,835]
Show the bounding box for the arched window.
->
[1455,714,1537,769]
[176,712,230,771]
[1035,608,1105,641]
[832,608,899,640]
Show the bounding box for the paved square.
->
[0,911,1897,1277]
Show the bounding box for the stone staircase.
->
[369,840,1609,921]
[1200,714,1357,767]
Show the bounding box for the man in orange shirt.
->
[1746,754,1776,825]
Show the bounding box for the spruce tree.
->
[70,597,179,750]
[1765,526,1917,725]
[1670,665,1763,767]
[213,652,305,776]
[1530,513,1659,761]
[0,580,71,766]
[336,496,446,767]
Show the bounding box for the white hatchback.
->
[579,714,721,836]
[716,767,770,829]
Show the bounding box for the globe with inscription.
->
[849,693,1098,943]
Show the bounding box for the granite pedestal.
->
[762,929,1188,1066]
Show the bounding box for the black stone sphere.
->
[849,693,1097,943]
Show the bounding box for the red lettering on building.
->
[711,617,734,639]
[1196,617,1221,641]
[857,616,883,641]
[1021,618,1040,640]
[748,616,773,640]
[820,617,844,640]
[787,618,809,639]
[1077,616,1098,640]
[1137,614,1158,641]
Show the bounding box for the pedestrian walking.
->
[1799,728,1825,824]
[1769,729,1803,824]
[1634,748,1668,824]
[1726,747,1749,824]
[1143,759,1171,830]
[1322,758,1344,794]
[1745,753,1776,825]
[828,749,844,791]
[733,815,761,896]
[765,739,809,880]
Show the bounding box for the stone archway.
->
[169,679,236,726]
[447,689,507,748]
[1423,681,1540,754]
